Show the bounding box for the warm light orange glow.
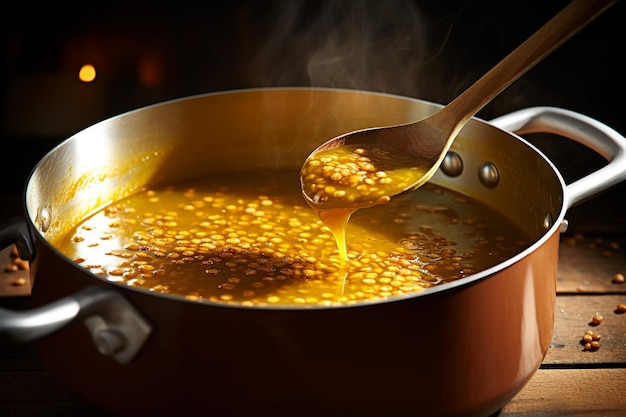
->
[78,64,96,82]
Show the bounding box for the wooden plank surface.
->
[0,245,31,297]
[513,230,626,416]
[557,234,626,294]
[501,368,626,416]
[546,295,626,365]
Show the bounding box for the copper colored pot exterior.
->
[32,231,558,417]
[9,88,625,416]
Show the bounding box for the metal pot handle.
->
[489,106,626,209]
[0,285,151,364]
[0,217,36,261]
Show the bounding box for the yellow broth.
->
[54,169,531,307]
[300,143,432,262]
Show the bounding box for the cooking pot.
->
[1,88,625,417]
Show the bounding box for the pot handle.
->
[489,106,626,209]
[0,217,36,261]
[0,285,151,364]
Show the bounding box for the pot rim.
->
[25,87,568,310]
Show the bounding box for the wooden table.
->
[501,233,626,416]
[1,192,625,416]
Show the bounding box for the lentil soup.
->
[300,143,431,210]
[55,169,531,307]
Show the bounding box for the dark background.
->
[1,0,624,231]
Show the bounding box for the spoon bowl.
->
[300,0,617,211]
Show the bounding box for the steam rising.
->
[248,0,582,119]
[250,0,453,99]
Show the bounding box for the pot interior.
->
[26,88,564,280]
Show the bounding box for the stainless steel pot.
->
[1,88,625,417]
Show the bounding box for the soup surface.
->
[55,169,531,307]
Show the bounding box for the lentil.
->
[3,245,30,273]
[581,330,602,351]
[301,144,430,210]
[55,169,531,307]
[590,312,603,325]
[12,277,27,286]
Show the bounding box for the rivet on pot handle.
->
[490,106,626,209]
[0,285,152,364]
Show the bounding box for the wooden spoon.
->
[300,0,617,211]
